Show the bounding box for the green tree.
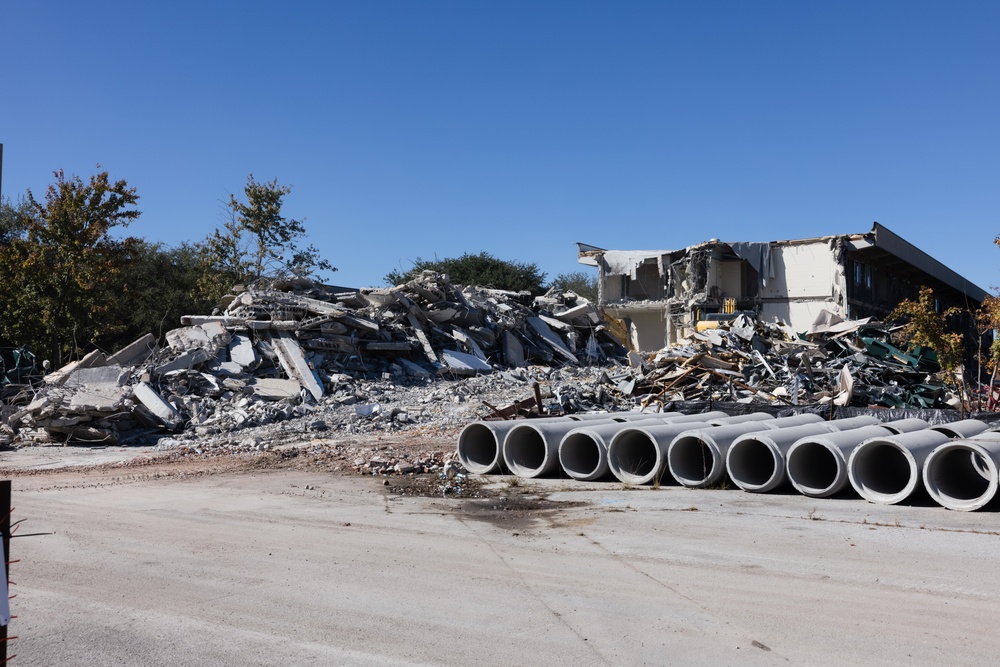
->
[112,240,219,343]
[549,271,599,301]
[0,170,140,364]
[385,251,547,293]
[201,175,334,295]
[889,286,965,376]
[0,194,34,244]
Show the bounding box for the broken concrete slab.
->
[527,317,579,365]
[554,302,601,324]
[229,334,258,368]
[153,349,212,376]
[267,331,324,401]
[106,333,158,367]
[132,382,184,430]
[440,349,492,375]
[65,366,129,412]
[44,350,109,386]
[167,326,211,351]
[502,331,526,367]
[248,377,302,400]
[397,358,432,379]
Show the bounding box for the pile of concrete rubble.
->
[0,271,625,446]
[0,272,974,449]
[614,312,964,411]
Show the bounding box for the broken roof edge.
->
[578,223,989,305]
[868,222,989,304]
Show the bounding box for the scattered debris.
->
[0,272,626,447]
[612,311,968,411]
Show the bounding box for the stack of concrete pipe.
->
[785,418,931,498]
[607,412,772,485]
[847,419,990,505]
[923,431,1000,511]
[455,411,1000,511]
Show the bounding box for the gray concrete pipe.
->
[457,417,572,474]
[558,418,677,481]
[922,433,1000,511]
[607,413,679,423]
[785,425,898,498]
[929,419,989,439]
[456,412,673,474]
[706,412,775,426]
[725,416,882,493]
[605,421,713,485]
[563,413,635,422]
[504,418,630,478]
[656,411,731,425]
[879,418,930,434]
[666,413,824,488]
[847,429,953,505]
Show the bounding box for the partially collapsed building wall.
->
[580,223,986,353]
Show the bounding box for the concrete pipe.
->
[503,419,624,478]
[848,430,952,505]
[607,412,679,423]
[929,419,989,439]
[664,415,822,488]
[726,416,881,493]
[564,413,630,422]
[785,425,896,498]
[558,420,670,481]
[962,431,1000,481]
[706,412,775,426]
[457,417,571,474]
[657,411,731,425]
[923,437,1000,511]
[606,421,712,485]
[879,418,930,434]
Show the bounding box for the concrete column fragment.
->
[132,382,183,430]
[267,331,324,401]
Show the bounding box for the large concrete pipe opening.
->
[849,442,915,502]
[849,431,951,504]
[503,425,549,477]
[786,441,840,496]
[923,442,999,511]
[726,437,779,490]
[559,431,604,479]
[606,429,659,483]
[457,421,532,474]
[668,433,720,487]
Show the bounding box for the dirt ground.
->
[5,436,1000,666]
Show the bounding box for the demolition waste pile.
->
[1,271,999,510]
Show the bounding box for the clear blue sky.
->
[3,2,998,291]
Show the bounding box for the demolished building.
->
[578,222,987,353]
